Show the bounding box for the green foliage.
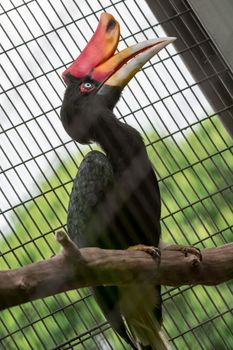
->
[1,116,232,349]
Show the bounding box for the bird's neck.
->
[94,113,150,174]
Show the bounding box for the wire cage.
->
[0,0,232,349]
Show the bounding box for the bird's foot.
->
[127,244,161,259]
[164,244,202,261]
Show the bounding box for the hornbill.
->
[61,13,175,350]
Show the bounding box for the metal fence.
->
[0,0,232,349]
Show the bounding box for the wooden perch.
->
[0,230,233,311]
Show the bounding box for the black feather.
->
[63,82,162,349]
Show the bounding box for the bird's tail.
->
[120,285,171,350]
[125,309,171,350]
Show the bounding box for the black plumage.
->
[61,79,165,349]
[60,12,174,349]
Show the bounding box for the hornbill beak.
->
[62,12,176,93]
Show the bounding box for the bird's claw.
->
[127,244,161,259]
[164,244,202,261]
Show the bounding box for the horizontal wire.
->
[0,0,34,16]
[0,4,190,56]
[162,184,232,220]
[0,39,211,96]
[0,294,93,341]
[170,307,233,341]
[0,0,125,56]
[1,183,232,258]
[51,322,110,349]
[0,62,227,137]
[1,144,231,218]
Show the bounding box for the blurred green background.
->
[1,116,232,350]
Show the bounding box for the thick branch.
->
[0,231,232,311]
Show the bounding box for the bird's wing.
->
[67,150,136,348]
[67,150,169,349]
[67,150,114,247]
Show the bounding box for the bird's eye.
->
[80,82,95,93]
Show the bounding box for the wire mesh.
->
[0,0,232,349]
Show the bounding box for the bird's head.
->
[61,12,175,143]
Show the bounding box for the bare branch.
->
[0,231,232,311]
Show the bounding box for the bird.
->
[60,12,175,350]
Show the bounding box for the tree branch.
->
[0,231,232,311]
